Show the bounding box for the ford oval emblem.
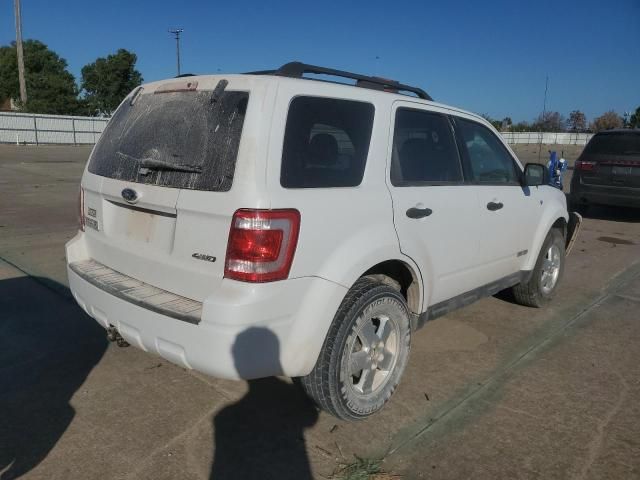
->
[121,188,139,204]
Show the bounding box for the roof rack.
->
[246,61,433,101]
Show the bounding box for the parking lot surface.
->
[1,144,639,479]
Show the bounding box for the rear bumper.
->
[571,180,640,208]
[66,234,347,380]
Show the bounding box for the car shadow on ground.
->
[210,327,319,480]
[0,276,108,480]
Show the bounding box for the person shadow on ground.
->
[0,277,108,480]
[210,327,319,480]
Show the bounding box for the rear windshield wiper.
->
[117,152,203,174]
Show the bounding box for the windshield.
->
[88,86,249,191]
[584,132,640,156]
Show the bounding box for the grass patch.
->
[331,456,401,480]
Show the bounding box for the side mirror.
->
[524,163,547,187]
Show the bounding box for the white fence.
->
[0,112,109,145]
[501,131,593,145]
[0,111,594,146]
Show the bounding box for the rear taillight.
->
[78,187,85,232]
[575,160,596,171]
[224,209,300,283]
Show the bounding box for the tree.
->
[532,111,565,132]
[0,40,81,114]
[590,110,624,132]
[567,110,587,131]
[481,113,503,130]
[81,49,143,115]
[511,121,531,132]
[628,106,640,129]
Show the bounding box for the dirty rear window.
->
[584,133,640,156]
[88,85,248,191]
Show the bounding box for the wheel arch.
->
[524,209,569,271]
[360,259,423,315]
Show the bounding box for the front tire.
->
[512,228,565,307]
[299,277,411,421]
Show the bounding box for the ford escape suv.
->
[66,62,578,420]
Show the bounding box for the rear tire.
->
[512,228,565,308]
[299,277,411,421]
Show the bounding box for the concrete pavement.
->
[0,144,639,479]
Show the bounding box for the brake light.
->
[225,209,300,282]
[575,160,596,171]
[78,187,85,232]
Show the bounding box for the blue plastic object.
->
[547,151,567,190]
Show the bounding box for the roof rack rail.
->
[246,61,433,101]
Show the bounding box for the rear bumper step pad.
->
[69,259,202,324]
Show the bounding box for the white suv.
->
[66,62,577,420]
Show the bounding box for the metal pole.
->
[538,75,549,161]
[33,115,38,145]
[72,118,77,145]
[14,0,27,104]
[169,29,184,76]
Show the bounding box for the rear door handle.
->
[406,207,433,219]
[487,201,504,211]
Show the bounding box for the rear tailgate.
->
[579,132,640,188]
[79,76,254,301]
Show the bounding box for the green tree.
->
[0,40,81,114]
[590,110,624,132]
[511,121,531,132]
[481,113,503,130]
[628,106,640,129]
[81,49,143,115]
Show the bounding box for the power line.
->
[168,28,184,76]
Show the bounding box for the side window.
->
[280,97,374,188]
[391,109,463,185]
[455,118,519,184]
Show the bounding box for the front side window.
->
[280,96,374,188]
[391,109,463,185]
[456,118,519,184]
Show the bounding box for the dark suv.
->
[571,129,640,209]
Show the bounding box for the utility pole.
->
[538,75,549,162]
[14,0,27,104]
[168,28,184,76]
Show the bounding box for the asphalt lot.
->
[0,144,639,479]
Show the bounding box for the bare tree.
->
[567,110,587,131]
[533,111,565,132]
[590,111,624,132]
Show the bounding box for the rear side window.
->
[391,109,462,185]
[584,133,640,156]
[88,85,248,192]
[456,118,519,184]
[280,96,374,188]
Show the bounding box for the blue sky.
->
[1,0,638,122]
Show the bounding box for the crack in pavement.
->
[573,371,630,480]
